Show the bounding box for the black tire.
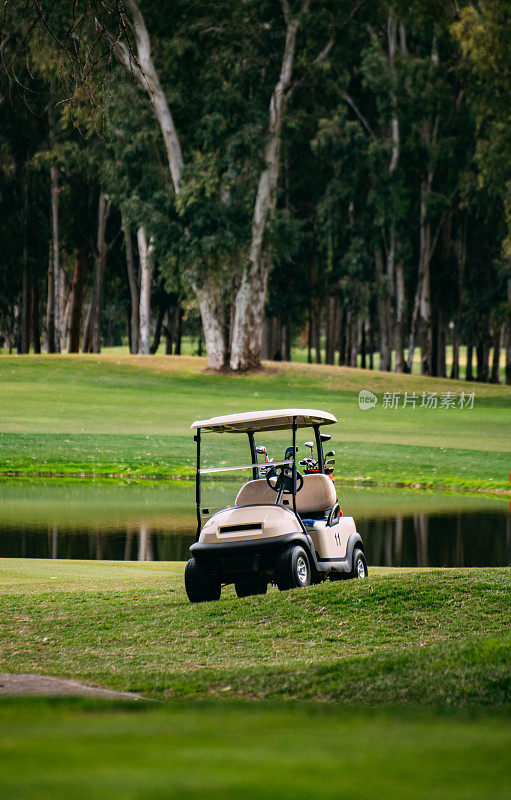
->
[351,548,368,579]
[234,578,268,598]
[275,545,311,590]
[184,557,221,603]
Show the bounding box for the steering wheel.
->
[265,464,304,494]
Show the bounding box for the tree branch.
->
[337,88,376,139]
[98,22,145,89]
[312,36,334,65]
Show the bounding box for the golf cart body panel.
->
[186,408,367,601]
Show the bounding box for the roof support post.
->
[194,428,201,540]
[247,432,258,480]
[292,416,297,514]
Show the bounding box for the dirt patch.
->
[0,673,146,700]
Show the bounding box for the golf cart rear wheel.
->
[351,548,368,579]
[234,578,268,598]
[275,545,311,590]
[185,557,221,603]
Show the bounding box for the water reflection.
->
[357,511,509,567]
[1,509,508,567]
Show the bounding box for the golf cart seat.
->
[235,473,336,516]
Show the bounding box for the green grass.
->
[24,338,506,381]
[0,355,509,492]
[1,559,509,706]
[0,699,509,800]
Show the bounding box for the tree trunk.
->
[386,16,401,373]
[394,258,405,372]
[375,245,391,371]
[338,306,346,366]
[229,4,307,370]
[123,223,139,354]
[505,324,511,386]
[175,304,182,355]
[388,15,400,175]
[417,190,432,376]
[195,279,226,370]
[46,240,56,353]
[83,193,111,353]
[307,303,313,363]
[506,275,511,385]
[408,68,441,375]
[368,317,374,370]
[451,216,466,379]
[19,268,30,354]
[261,316,271,360]
[325,296,336,365]
[408,179,438,375]
[349,315,361,367]
[466,343,473,381]
[150,284,167,355]
[109,0,183,194]
[32,276,41,353]
[164,307,175,355]
[344,309,352,367]
[476,339,489,383]
[60,292,71,352]
[361,318,367,369]
[47,165,60,353]
[314,301,322,364]
[436,309,446,378]
[67,252,88,353]
[18,161,30,354]
[47,91,61,353]
[52,165,63,352]
[137,225,154,355]
[490,326,501,383]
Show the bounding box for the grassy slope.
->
[0,355,510,492]
[0,559,509,706]
[0,700,509,800]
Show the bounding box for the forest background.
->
[1,0,509,380]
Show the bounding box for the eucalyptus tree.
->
[0,27,49,355]
[96,0,352,369]
[452,0,511,383]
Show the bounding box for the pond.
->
[0,482,508,568]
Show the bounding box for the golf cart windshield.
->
[191,409,337,534]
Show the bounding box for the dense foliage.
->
[0,0,509,379]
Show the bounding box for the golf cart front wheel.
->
[185,557,221,603]
[234,578,268,598]
[275,545,311,590]
[351,548,368,579]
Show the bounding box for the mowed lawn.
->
[0,354,510,491]
[0,559,509,706]
[0,559,509,799]
[0,699,509,800]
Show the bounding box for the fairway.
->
[0,355,510,492]
[0,700,509,800]
[0,559,509,705]
[0,559,509,798]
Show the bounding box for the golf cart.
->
[185,408,367,603]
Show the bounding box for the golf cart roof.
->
[191,408,337,434]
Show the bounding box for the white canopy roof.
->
[191,408,337,433]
